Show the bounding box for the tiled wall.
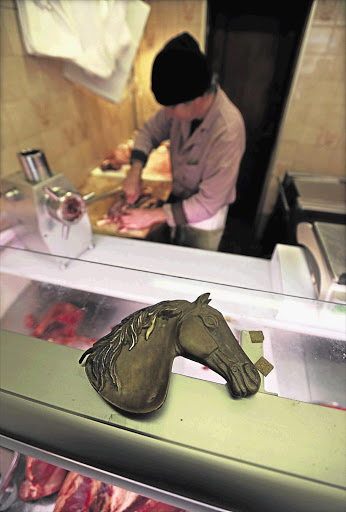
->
[0,0,136,187]
[0,0,206,188]
[260,0,345,217]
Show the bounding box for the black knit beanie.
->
[151,32,212,106]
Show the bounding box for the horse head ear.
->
[195,293,211,305]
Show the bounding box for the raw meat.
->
[100,141,171,179]
[27,302,96,350]
[31,302,84,338]
[19,457,67,501]
[53,472,101,512]
[96,189,163,229]
[103,193,128,225]
[101,141,133,171]
[90,483,142,512]
[125,498,184,512]
[24,312,36,329]
[89,482,113,512]
[53,473,142,512]
[53,471,186,512]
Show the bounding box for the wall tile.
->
[22,55,46,97]
[305,26,333,53]
[40,127,68,162]
[53,140,94,187]
[314,0,340,25]
[61,119,84,149]
[1,56,30,102]
[0,10,13,57]
[300,102,343,148]
[292,143,336,173]
[310,54,344,80]
[4,98,42,141]
[275,140,298,168]
[328,26,346,54]
[38,57,69,94]
[334,81,346,105]
[328,146,345,172]
[0,4,25,57]
[281,102,310,144]
[17,133,45,153]
[178,1,205,27]
[335,0,346,26]
[0,106,18,150]
[29,95,56,130]
[1,143,23,176]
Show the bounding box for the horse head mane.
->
[79,299,186,391]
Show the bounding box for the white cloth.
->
[163,203,228,231]
[189,204,228,230]
[63,0,151,103]
[16,0,131,79]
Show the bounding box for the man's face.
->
[164,100,196,121]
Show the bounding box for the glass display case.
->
[1,244,345,512]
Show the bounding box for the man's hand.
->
[122,161,143,204]
[120,208,167,231]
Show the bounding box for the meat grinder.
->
[0,149,94,261]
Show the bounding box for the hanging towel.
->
[63,0,151,104]
[16,0,132,79]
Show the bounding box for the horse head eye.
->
[203,315,218,328]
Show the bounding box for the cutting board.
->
[79,174,171,239]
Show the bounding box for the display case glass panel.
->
[1,245,345,512]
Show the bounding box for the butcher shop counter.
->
[0,243,345,512]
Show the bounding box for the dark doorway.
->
[206,0,313,256]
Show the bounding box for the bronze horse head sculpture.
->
[79,293,261,414]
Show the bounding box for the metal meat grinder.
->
[0,149,94,260]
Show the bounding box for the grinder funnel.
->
[18,149,52,182]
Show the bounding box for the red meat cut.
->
[53,473,142,512]
[31,302,84,338]
[27,302,96,350]
[125,498,185,512]
[101,142,133,171]
[96,189,163,229]
[19,457,67,501]
[53,472,101,512]
[90,482,142,512]
[53,471,186,512]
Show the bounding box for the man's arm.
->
[122,109,171,204]
[122,161,144,204]
[120,207,168,231]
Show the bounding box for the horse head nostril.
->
[243,364,261,393]
[246,363,261,381]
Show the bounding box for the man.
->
[121,32,245,251]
